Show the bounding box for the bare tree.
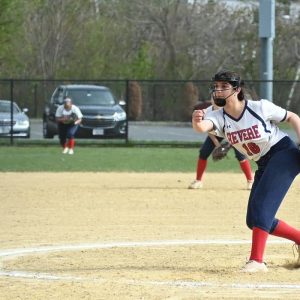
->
[21,0,92,78]
[110,0,258,80]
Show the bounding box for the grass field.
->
[0,145,257,172]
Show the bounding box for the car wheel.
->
[26,129,30,139]
[43,120,54,139]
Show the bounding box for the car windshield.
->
[66,89,116,106]
[0,102,20,113]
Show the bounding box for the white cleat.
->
[62,147,69,154]
[188,180,203,189]
[241,260,268,273]
[247,180,254,190]
[68,149,74,155]
[293,244,300,266]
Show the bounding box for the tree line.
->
[0,0,299,81]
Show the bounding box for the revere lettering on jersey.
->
[227,125,261,144]
[204,100,288,161]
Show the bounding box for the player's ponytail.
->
[237,80,245,101]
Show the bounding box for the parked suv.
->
[43,84,126,138]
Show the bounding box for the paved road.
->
[30,119,297,143]
[30,119,207,142]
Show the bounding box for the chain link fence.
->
[0,79,299,143]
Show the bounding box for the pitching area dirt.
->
[0,172,300,299]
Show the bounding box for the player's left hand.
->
[212,142,231,161]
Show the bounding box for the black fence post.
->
[34,83,38,118]
[125,79,129,144]
[10,79,14,145]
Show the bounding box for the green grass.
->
[0,145,257,172]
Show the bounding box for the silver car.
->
[0,100,30,138]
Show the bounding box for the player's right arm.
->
[192,109,214,133]
[285,111,300,145]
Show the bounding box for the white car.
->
[0,100,30,138]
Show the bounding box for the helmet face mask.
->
[210,82,234,93]
[210,71,241,106]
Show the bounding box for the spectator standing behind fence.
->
[189,98,254,190]
[55,97,83,155]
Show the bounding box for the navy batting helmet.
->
[212,70,241,88]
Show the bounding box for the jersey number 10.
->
[242,142,260,156]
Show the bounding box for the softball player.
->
[55,97,83,155]
[189,101,254,190]
[192,70,300,272]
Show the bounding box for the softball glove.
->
[212,142,231,161]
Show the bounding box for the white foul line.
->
[0,239,288,258]
[1,239,299,290]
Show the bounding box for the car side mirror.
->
[23,108,29,113]
[119,100,126,107]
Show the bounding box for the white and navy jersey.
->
[205,104,220,114]
[206,105,213,114]
[204,99,288,161]
[55,104,83,119]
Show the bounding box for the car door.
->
[48,87,64,131]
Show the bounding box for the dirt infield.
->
[0,172,300,299]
